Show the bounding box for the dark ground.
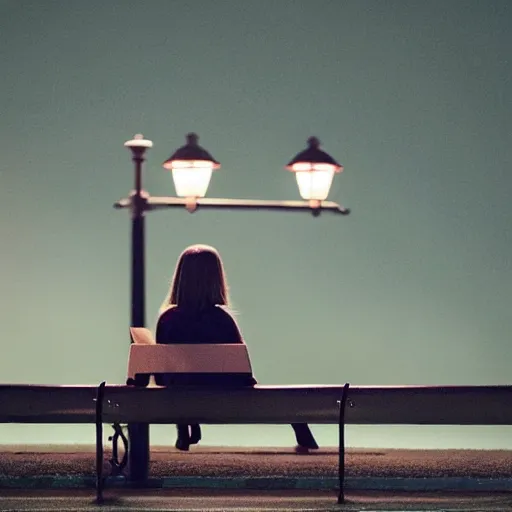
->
[1,446,512,510]
[1,445,512,479]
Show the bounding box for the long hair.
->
[160,244,230,313]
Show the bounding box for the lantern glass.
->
[170,160,214,198]
[294,163,337,201]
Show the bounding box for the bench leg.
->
[95,381,106,504]
[337,382,350,504]
[109,423,129,477]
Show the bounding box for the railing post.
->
[95,381,106,504]
[337,382,350,504]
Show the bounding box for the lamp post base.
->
[128,423,150,484]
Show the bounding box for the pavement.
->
[1,445,512,480]
[1,489,512,511]
[1,446,512,511]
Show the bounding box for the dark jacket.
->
[154,306,257,387]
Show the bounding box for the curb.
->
[1,475,512,492]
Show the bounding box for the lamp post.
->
[118,133,349,484]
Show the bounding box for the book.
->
[129,327,156,345]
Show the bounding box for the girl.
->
[156,244,318,453]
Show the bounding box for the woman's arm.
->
[222,312,245,343]
[222,311,257,385]
[155,308,181,343]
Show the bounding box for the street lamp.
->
[286,136,344,208]
[162,132,220,211]
[117,133,349,484]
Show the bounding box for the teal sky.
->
[1,0,511,448]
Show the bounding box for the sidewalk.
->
[1,445,512,492]
[2,488,512,511]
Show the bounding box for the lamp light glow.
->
[171,165,213,198]
[295,167,336,201]
[286,137,343,202]
[162,133,220,199]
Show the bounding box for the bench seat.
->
[2,384,512,425]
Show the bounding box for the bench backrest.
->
[126,343,253,379]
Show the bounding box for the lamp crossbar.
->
[114,196,350,215]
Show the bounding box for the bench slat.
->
[1,384,512,425]
[127,344,253,379]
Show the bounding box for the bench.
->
[0,337,350,503]
[121,336,349,504]
[2,337,512,504]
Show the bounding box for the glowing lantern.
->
[286,137,343,206]
[162,133,220,200]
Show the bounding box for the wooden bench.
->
[2,336,512,504]
[120,335,349,504]
[3,383,512,501]
[0,336,350,503]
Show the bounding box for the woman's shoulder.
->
[157,305,183,325]
[212,305,236,316]
[158,305,233,324]
[211,306,244,342]
[156,306,187,343]
[211,305,240,323]
[159,305,176,318]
